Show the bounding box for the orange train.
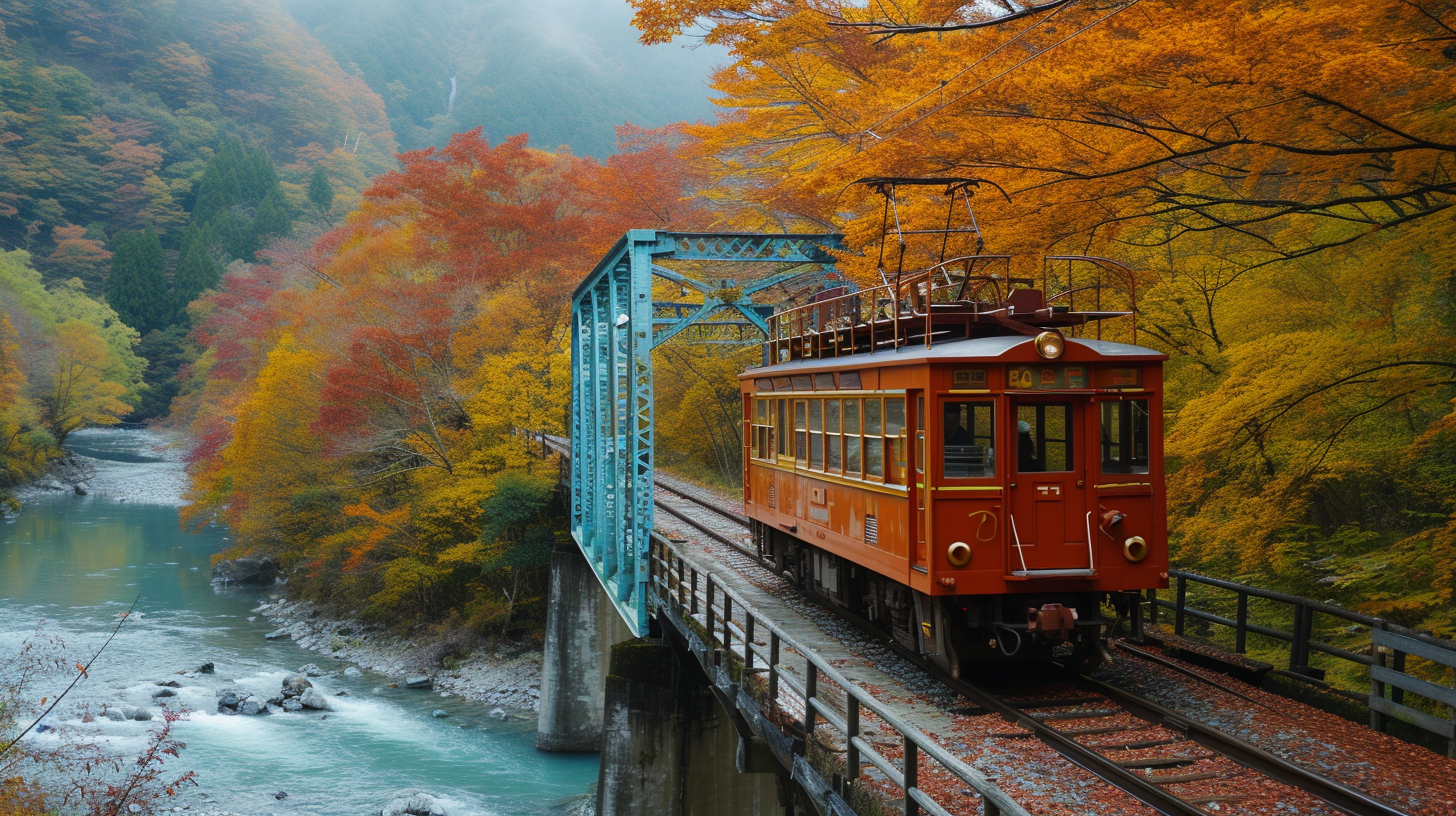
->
[740,279,1168,674]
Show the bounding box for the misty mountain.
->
[282,0,724,156]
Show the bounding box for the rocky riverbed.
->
[252,596,543,713]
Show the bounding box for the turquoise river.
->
[0,428,598,815]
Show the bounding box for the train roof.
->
[744,336,1167,377]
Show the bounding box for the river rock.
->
[105,707,127,722]
[299,688,332,711]
[210,557,283,587]
[155,679,182,688]
[431,709,448,718]
[405,676,433,690]
[489,708,506,721]
[380,790,449,816]
[298,663,326,677]
[344,666,362,677]
[198,661,215,674]
[281,698,303,712]
[151,688,177,698]
[281,673,312,696]
[264,629,291,641]
[125,706,152,721]
[237,698,268,716]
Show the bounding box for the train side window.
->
[845,400,862,477]
[809,399,824,469]
[1101,400,1150,474]
[825,399,842,472]
[865,398,884,479]
[885,397,905,484]
[1016,403,1072,472]
[753,399,769,460]
[777,399,789,458]
[943,402,995,478]
[795,400,807,463]
[916,396,925,479]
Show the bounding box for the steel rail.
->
[1082,674,1411,816]
[653,480,751,528]
[529,431,1411,816]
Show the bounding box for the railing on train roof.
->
[1143,570,1456,757]
[648,532,1030,816]
[766,254,1139,364]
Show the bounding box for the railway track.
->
[528,433,1413,816]
[646,480,1412,816]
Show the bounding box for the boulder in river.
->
[151,688,177,698]
[405,675,433,690]
[264,629,291,641]
[211,557,283,587]
[298,688,332,711]
[198,661,215,674]
[237,698,268,716]
[431,709,448,718]
[281,673,312,697]
[124,706,152,721]
[343,666,363,677]
[155,679,181,688]
[298,663,327,677]
[281,698,303,712]
[380,790,449,816]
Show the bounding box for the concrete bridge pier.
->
[537,548,633,752]
[597,639,783,816]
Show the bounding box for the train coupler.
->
[1026,603,1078,643]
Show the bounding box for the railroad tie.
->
[1110,754,1206,769]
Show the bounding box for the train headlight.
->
[947,541,972,568]
[1123,536,1148,562]
[1034,331,1065,359]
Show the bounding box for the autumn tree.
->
[35,320,133,446]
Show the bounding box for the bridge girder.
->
[569,230,840,635]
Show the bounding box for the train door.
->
[1007,398,1091,574]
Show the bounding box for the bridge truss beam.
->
[569,230,840,635]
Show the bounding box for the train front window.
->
[943,402,995,478]
[1016,403,1072,472]
[1101,400,1150,474]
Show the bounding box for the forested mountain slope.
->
[0,0,395,264]
[283,0,723,156]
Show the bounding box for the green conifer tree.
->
[106,228,170,334]
[251,190,292,249]
[173,226,222,313]
[308,166,334,215]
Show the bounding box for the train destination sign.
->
[1007,365,1089,390]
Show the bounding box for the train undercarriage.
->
[752,520,1129,675]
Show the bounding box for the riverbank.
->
[254,597,543,713]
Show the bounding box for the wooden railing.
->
[649,533,1029,816]
[1146,569,1456,757]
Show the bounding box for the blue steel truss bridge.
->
[569,230,842,635]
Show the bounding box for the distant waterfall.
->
[447,75,457,115]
